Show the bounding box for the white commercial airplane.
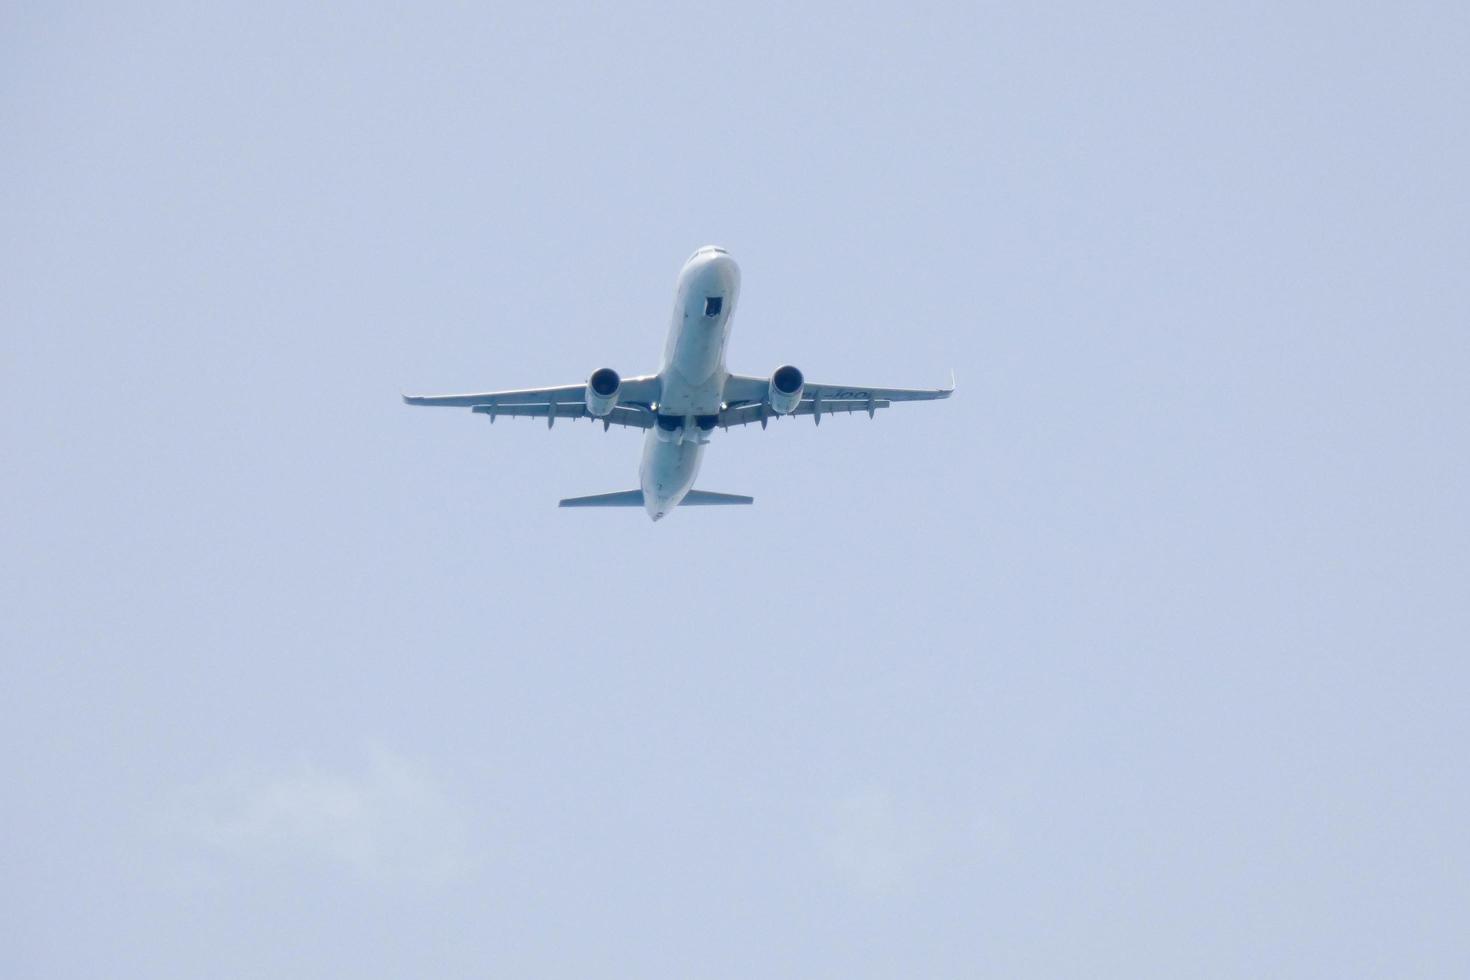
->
[404,247,954,520]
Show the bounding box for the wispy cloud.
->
[818,786,1010,895]
[820,787,931,894]
[161,746,473,885]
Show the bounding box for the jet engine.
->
[768,365,804,415]
[585,368,621,417]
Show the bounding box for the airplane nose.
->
[701,253,740,293]
[686,247,737,279]
[686,244,729,264]
[680,246,740,319]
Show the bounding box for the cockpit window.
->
[686,245,729,262]
[704,296,723,317]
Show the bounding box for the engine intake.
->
[769,365,804,415]
[585,368,621,417]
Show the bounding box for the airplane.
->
[403,246,954,521]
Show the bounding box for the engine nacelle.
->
[768,365,804,415]
[585,368,621,417]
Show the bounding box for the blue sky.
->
[3,2,1468,977]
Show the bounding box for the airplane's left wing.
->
[403,376,659,430]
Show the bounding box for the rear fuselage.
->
[639,247,741,520]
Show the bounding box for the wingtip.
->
[941,370,957,395]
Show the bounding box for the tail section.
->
[558,490,644,508]
[681,490,754,506]
[557,489,753,509]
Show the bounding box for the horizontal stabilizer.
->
[681,490,754,506]
[558,490,644,508]
[557,489,753,508]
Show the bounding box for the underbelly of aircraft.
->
[639,434,704,518]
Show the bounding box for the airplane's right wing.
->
[718,372,954,428]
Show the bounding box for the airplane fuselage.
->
[639,247,741,520]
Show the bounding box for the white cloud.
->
[820,788,931,894]
[818,786,1012,895]
[162,746,473,885]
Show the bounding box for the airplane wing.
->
[402,376,659,430]
[718,373,954,428]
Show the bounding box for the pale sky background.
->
[3,2,1468,977]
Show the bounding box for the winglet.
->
[940,370,957,396]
